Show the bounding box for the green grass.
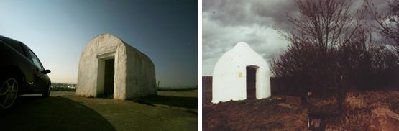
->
[0,90,197,131]
[134,90,198,110]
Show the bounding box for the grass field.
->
[0,90,197,131]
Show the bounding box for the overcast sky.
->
[202,0,389,76]
[202,0,295,76]
[0,0,197,87]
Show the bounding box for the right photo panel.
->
[202,0,399,130]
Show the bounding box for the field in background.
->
[50,83,76,91]
[50,83,197,91]
[0,90,197,131]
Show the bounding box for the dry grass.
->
[326,90,399,130]
[204,89,399,130]
[203,77,399,130]
[345,94,367,109]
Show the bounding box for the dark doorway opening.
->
[247,65,258,100]
[103,59,114,98]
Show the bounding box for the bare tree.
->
[366,0,399,45]
[272,0,366,89]
[272,0,372,114]
[289,0,364,50]
[365,0,399,87]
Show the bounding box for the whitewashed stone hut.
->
[212,42,271,103]
[76,33,156,99]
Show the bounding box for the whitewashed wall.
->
[212,42,270,103]
[76,33,156,99]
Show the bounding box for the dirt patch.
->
[285,96,302,106]
[204,100,307,130]
[203,77,307,130]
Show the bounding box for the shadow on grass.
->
[0,96,115,131]
[134,95,197,109]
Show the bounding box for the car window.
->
[27,48,44,71]
[20,44,33,59]
[15,42,27,56]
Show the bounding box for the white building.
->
[76,33,156,99]
[212,42,271,103]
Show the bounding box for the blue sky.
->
[0,0,197,87]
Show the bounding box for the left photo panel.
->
[0,0,198,130]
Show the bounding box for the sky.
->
[202,0,389,76]
[0,0,197,87]
[202,0,293,76]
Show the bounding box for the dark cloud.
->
[202,0,391,75]
[202,0,297,75]
[202,16,290,75]
[202,0,296,75]
[203,0,296,30]
[250,0,297,31]
[203,0,389,28]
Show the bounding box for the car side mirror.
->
[41,69,51,74]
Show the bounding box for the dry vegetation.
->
[203,98,307,130]
[204,85,399,130]
[203,77,399,130]
[326,90,399,130]
[203,77,306,130]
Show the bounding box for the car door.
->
[23,45,48,91]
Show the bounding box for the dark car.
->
[0,35,51,109]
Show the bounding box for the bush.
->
[272,0,399,94]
